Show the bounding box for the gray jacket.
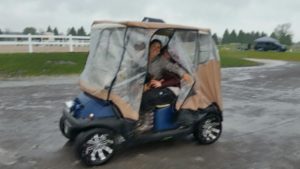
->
[148,56,185,80]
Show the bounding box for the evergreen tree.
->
[53,27,59,35]
[222,29,230,44]
[243,33,250,44]
[260,32,267,37]
[77,26,87,36]
[254,31,260,40]
[250,31,256,43]
[67,27,77,36]
[46,26,53,33]
[212,33,219,45]
[23,27,37,35]
[229,30,237,43]
[237,30,245,43]
[0,29,2,34]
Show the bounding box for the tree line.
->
[212,23,293,46]
[213,30,267,45]
[0,23,294,45]
[0,26,88,36]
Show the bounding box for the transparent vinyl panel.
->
[111,28,156,114]
[198,33,220,64]
[80,25,126,91]
[167,30,198,108]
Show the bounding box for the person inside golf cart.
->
[137,39,192,132]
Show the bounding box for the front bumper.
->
[61,108,82,138]
[62,107,125,137]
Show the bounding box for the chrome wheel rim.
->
[83,133,114,162]
[201,118,221,141]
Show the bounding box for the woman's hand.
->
[182,73,193,84]
[150,79,163,88]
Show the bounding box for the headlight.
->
[64,100,74,113]
[88,113,95,120]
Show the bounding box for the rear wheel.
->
[75,128,116,166]
[193,114,222,144]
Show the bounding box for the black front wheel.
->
[193,114,222,144]
[75,128,116,166]
[59,116,73,140]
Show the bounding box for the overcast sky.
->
[1,0,299,42]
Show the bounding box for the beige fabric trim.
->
[79,80,139,120]
[180,60,223,111]
[79,60,222,119]
[92,21,210,33]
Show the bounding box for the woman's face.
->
[149,42,161,60]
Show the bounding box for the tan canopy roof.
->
[92,20,210,33]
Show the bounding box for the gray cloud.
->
[0,0,299,41]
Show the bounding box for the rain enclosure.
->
[80,21,222,120]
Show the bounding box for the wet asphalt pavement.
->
[0,59,300,169]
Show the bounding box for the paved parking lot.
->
[1,59,300,169]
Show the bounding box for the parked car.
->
[254,37,287,52]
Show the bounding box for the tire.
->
[193,114,222,144]
[59,116,72,140]
[75,128,116,166]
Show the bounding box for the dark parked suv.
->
[254,41,287,52]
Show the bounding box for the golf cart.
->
[59,20,223,166]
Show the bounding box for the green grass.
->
[1,50,300,78]
[220,49,300,62]
[220,51,259,68]
[0,52,88,78]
